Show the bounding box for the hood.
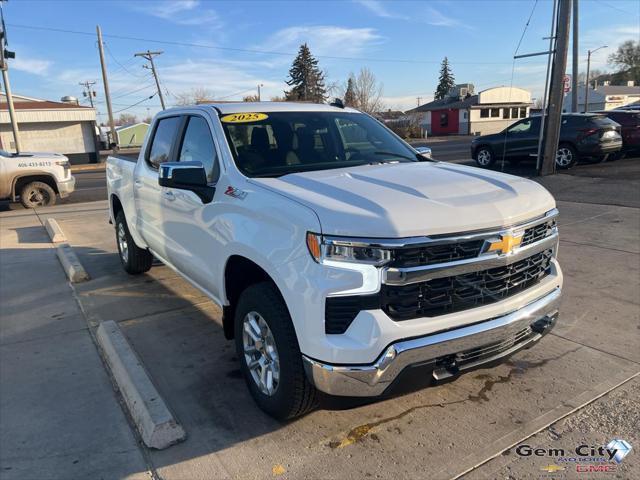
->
[473,132,503,143]
[252,162,556,238]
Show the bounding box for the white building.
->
[563,84,640,112]
[0,93,98,163]
[408,85,532,136]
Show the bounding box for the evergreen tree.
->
[285,43,327,102]
[434,57,455,100]
[343,76,356,107]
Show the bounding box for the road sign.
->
[563,74,571,93]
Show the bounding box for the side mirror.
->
[414,146,432,161]
[158,161,215,203]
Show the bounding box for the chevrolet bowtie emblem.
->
[488,233,522,255]
[540,464,565,473]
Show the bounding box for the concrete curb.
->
[96,321,186,449]
[45,218,67,243]
[56,243,90,283]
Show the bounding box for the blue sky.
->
[3,0,638,121]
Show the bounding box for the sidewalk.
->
[0,209,150,479]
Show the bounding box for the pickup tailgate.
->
[106,154,137,224]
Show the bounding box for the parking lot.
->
[1,150,638,479]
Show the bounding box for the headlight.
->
[306,233,391,266]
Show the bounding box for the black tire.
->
[474,146,495,167]
[115,210,153,274]
[19,181,56,208]
[235,282,318,420]
[555,143,578,169]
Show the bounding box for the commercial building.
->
[0,93,98,163]
[408,84,532,136]
[563,83,640,112]
[116,122,149,148]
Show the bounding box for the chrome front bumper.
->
[57,176,76,198]
[303,288,561,397]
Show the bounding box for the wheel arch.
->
[222,255,290,341]
[12,174,58,201]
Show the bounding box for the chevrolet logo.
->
[540,464,565,473]
[487,232,523,255]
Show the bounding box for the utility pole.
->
[571,0,578,112]
[540,0,571,176]
[257,83,264,101]
[79,80,97,108]
[135,50,166,109]
[584,45,607,113]
[0,4,21,153]
[416,97,422,107]
[97,25,117,150]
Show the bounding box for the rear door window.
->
[148,117,181,168]
[178,116,220,183]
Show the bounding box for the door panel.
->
[160,114,225,301]
[134,116,181,260]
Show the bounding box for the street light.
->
[584,45,607,112]
[257,83,264,102]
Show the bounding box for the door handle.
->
[163,190,176,201]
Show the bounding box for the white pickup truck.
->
[0,150,75,207]
[107,102,562,419]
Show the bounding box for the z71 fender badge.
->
[224,186,248,200]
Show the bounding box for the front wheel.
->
[235,282,318,420]
[20,181,56,208]
[474,146,495,167]
[115,211,153,274]
[555,144,577,169]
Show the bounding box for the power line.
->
[112,93,156,114]
[111,82,156,100]
[134,50,166,109]
[216,87,259,100]
[104,42,147,79]
[7,23,532,65]
[514,0,539,56]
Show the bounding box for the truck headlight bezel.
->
[306,232,391,266]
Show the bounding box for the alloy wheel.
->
[242,311,280,396]
[117,222,129,263]
[555,147,573,167]
[477,149,492,166]
[27,188,49,206]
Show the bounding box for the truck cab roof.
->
[161,102,361,115]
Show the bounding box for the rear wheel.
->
[19,181,56,208]
[115,211,152,274]
[474,146,495,167]
[235,282,318,420]
[555,143,577,169]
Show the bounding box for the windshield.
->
[220,111,419,177]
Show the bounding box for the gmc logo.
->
[576,465,617,473]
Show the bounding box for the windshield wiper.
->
[372,151,417,162]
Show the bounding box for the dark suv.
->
[471,113,622,169]
[597,110,640,157]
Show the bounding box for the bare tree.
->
[353,67,384,114]
[242,94,260,102]
[117,113,137,126]
[269,95,288,102]
[174,87,215,106]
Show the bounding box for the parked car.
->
[596,110,640,158]
[471,113,622,169]
[107,102,562,419]
[0,150,75,208]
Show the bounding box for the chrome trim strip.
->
[302,288,561,397]
[322,208,558,249]
[383,233,558,285]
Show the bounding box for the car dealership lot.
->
[1,160,638,479]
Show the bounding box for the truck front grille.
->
[521,219,556,246]
[390,240,484,268]
[380,249,553,321]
